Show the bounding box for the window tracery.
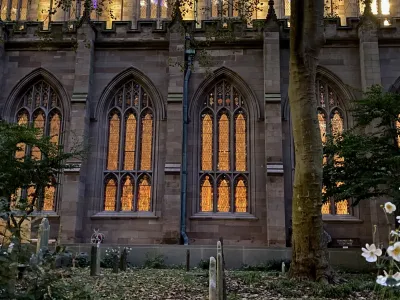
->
[103,80,154,212]
[199,80,249,213]
[13,80,63,212]
[317,79,349,216]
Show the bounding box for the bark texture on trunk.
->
[287,0,333,282]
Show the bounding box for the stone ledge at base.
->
[61,244,370,271]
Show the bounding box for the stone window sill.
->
[91,211,159,220]
[190,212,258,221]
[322,215,363,223]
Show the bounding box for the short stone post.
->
[185,249,190,272]
[209,257,217,300]
[119,248,128,271]
[281,261,286,275]
[217,251,223,300]
[90,244,100,276]
[112,252,119,273]
[36,218,50,255]
[218,237,227,300]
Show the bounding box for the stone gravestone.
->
[209,257,217,300]
[36,218,50,255]
[90,243,101,276]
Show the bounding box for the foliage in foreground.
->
[323,86,400,206]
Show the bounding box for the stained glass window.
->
[103,80,154,212]
[317,78,349,216]
[13,80,62,212]
[199,80,248,213]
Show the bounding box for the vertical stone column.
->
[162,18,185,238]
[358,15,383,244]
[59,18,95,243]
[263,11,286,246]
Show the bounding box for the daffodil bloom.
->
[387,242,400,262]
[361,243,382,262]
[384,202,396,214]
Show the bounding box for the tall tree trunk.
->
[288,0,333,282]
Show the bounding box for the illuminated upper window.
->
[199,80,248,213]
[317,78,349,216]
[104,80,154,212]
[360,0,390,15]
[12,80,63,211]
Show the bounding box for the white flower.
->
[361,243,382,262]
[391,230,400,237]
[394,272,400,281]
[384,202,396,214]
[397,216,400,224]
[377,272,388,286]
[388,242,400,262]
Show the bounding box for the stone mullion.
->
[6,0,11,19]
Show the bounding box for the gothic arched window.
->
[316,78,349,216]
[14,80,63,211]
[103,80,154,212]
[199,80,249,213]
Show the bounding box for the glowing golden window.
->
[105,178,117,211]
[32,111,45,160]
[138,176,151,211]
[201,176,213,212]
[235,114,246,171]
[140,114,153,170]
[121,177,134,211]
[50,113,61,145]
[199,80,248,213]
[13,80,63,212]
[218,114,230,171]
[217,179,230,212]
[107,113,120,171]
[124,114,137,170]
[103,80,154,212]
[317,79,348,216]
[201,114,213,171]
[235,179,247,212]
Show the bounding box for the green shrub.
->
[144,253,166,269]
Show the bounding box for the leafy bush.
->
[198,259,210,270]
[144,253,166,269]
[240,259,291,272]
[75,252,89,268]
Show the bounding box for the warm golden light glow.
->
[16,113,28,160]
[335,200,349,215]
[121,177,133,211]
[384,19,390,26]
[124,114,137,170]
[138,176,151,211]
[44,185,55,210]
[235,114,246,171]
[32,111,45,160]
[202,114,213,170]
[201,176,213,212]
[140,114,153,170]
[105,178,117,211]
[321,202,331,214]
[218,114,230,171]
[381,0,390,15]
[217,179,230,212]
[50,113,61,145]
[331,110,343,137]
[107,114,120,170]
[235,179,247,212]
[318,111,327,144]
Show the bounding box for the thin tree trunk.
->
[288,0,333,282]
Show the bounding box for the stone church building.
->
[0,0,399,247]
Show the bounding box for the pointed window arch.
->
[317,78,349,216]
[12,80,63,211]
[103,80,154,212]
[199,80,249,213]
